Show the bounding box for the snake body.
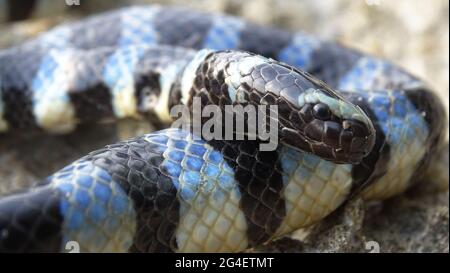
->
[0,5,447,252]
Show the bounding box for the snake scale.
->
[0,5,447,253]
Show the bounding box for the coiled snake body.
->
[0,5,447,252]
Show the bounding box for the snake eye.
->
[313,103,331,120]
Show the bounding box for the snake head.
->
[259,63,376,164]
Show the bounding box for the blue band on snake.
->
[0,5,447,252]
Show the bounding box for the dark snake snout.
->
[340,119,376,163]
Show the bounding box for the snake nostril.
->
[312,103,331,120]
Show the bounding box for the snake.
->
[0,5,447,253]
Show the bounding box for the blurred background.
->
[0,0,448,252]
[1,0,448,113]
